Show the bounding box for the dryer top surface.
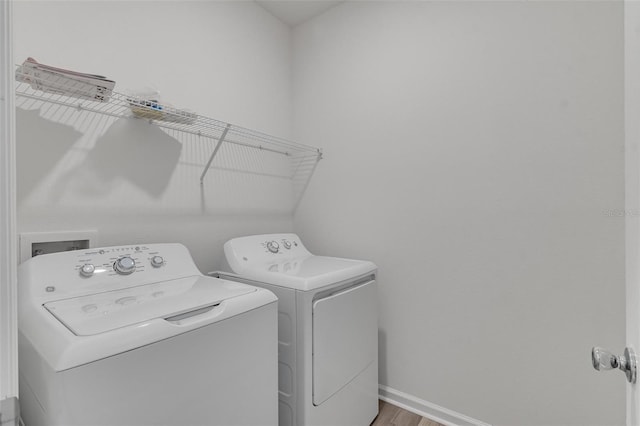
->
[224,234,377,291]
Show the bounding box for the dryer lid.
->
[224,233,377,291]
[232,255,377,291]
[44,275,255,336]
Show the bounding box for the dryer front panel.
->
[312,280,377,406]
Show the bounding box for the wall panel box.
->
[19,230,97,264]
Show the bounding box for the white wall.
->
[13,1,295,272]
[292,2,625,425]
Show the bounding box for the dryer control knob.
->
[283,240,292,249]
[266,241,280,253]
[114,256,136,275]
[79,263,95,277]
[150,255,164,268]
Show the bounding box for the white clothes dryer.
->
[212,233,378,426]
[19,243,278,426]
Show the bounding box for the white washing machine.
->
[212,233,378,426]
[19,243,278,426]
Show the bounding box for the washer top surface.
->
[224,233,377,291]
[45,275,255,336]
[18,243,277,371]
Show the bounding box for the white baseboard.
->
[378,385,492,426]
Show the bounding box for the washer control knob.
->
[114,256,136,275]
[150,255,164,268]
[79,263,95,277]
[283,240,292,250]
[266,241,280,253]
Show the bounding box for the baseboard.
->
[378,385,492,426]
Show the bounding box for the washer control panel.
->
[20,243,200,303]
[74,245,165,278]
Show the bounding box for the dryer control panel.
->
[263,237,300,255]
[224,233,312,274]
[228,233,310,258]
[19,243,201,304]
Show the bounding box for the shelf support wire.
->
[200,123,231,184]
[293,150,323,212]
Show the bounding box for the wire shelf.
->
[14,64,323,187]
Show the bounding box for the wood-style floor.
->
[371,400,444,426]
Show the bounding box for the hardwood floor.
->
[371,400,444,426]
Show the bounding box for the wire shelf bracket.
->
[200,123,231,184]
[13,63,323,204]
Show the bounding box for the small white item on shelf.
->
[15,57,115,102]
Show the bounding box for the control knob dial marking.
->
[79,263,95,277]
[151,255,164,268]
[266,241,280,253]
[114,256,136,275]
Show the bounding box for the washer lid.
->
[236,255,377,291]
[44,275,255,336]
